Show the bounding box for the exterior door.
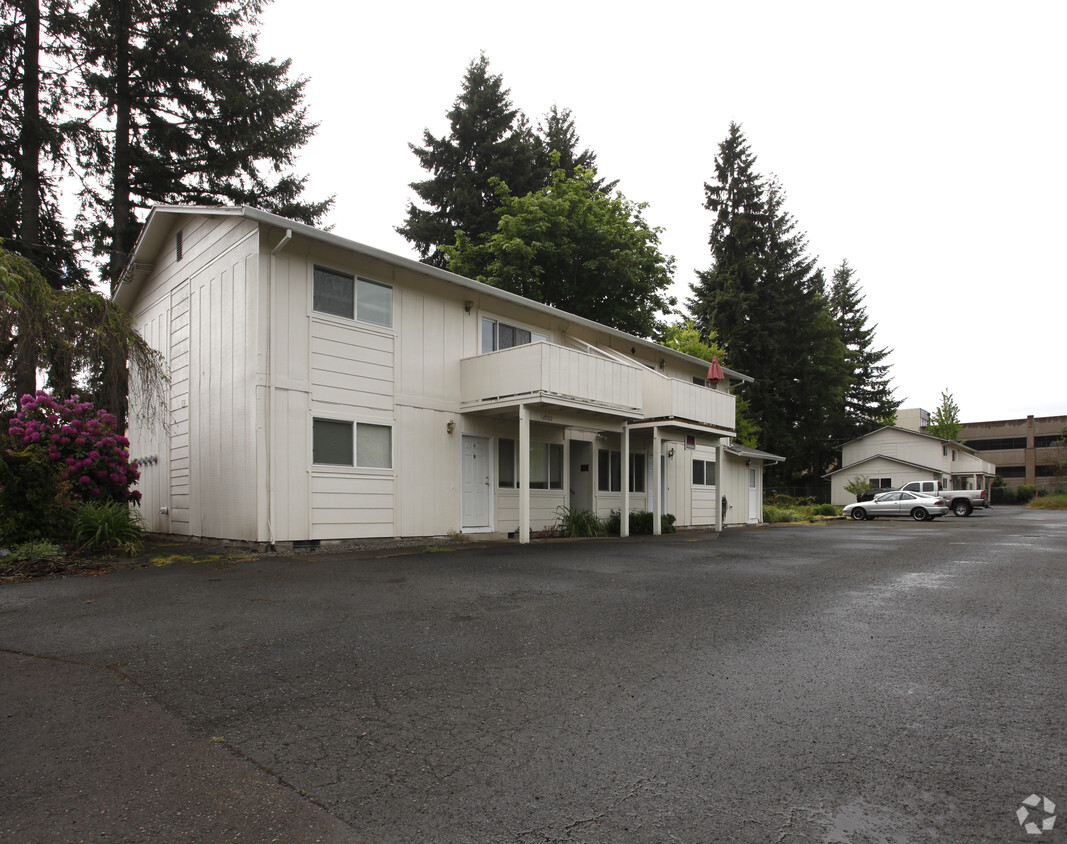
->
[748,466,759,523]
[461,436,491,530]
[569,441,592,512]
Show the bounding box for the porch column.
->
[714,441,725,533]
[621,424,630,537]
[518,403,530,544]
[652,426,661,535]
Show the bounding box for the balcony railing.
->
[641,370,736,431]
[461,342,736,432]
[460,343,642,414]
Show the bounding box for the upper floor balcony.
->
[460,343,642,417]
[641,369,736,432]
[460,342,737,433]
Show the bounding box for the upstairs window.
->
[313,266,393,327]
[481,318,548,353]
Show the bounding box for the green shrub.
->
[1016,485,1037,504]
[0,442,74,545]
[991,485,1017,505]
[763,506,797,523]
[605,509,677,535]
[813,503,838,517]
[72,502,145,554]
[554,505,605,537]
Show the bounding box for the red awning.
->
[707,355,725,386]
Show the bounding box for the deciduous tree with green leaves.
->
[927,390,963,442]
[444,164,675,338]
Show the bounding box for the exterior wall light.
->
[447,419,456,435]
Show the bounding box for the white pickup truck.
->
[899,481,988,516]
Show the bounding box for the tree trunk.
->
[18,0,42,270]
[108,0,132,290]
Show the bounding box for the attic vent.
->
[175,229,183,261]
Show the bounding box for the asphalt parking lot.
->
[2,506,1065,843]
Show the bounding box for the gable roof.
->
[839,424,981,456]
[824,453,943,479]
[114,204,754,383]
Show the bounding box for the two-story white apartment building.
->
[115,206,781,546]
[826,425,996,506]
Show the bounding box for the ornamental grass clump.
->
[73,502,146,555]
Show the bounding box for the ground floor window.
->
[870,477,893,489]
[692,459,716,486]
[597,449,645,492]
[498,438,562,489]
[313,418,392,468]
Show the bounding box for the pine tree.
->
[75,0,330,283]
[538,105,617,194]
[689,124,850,483]
[828,260,899,440]
[0,0,88,289]
[398,55,543,268]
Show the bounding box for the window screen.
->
[356,278,392,327]
[313,267,354,318]
[356,423,392,468]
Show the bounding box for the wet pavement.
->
[1,508,1065,842]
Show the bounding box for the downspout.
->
[265,229,292,547]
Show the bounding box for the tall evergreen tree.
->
[0,0,87,289]
[828,259,898,440]
[75,0,330,283]
[689,124,850,483]
[538,105,617,194]
[398,55,543,268]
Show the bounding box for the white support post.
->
[518,404,530,544]
[652,426,661,535]
[715,441,725,533]
[621,425,630,538]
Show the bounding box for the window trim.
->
[497,438,563,490]
[312,265,393,328]
[597,449,646,493]
[312,417,394,469]
[481,316,549,353]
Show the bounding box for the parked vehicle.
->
[844,491,949,522]
[898,481,988,517]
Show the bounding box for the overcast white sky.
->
[258,0,1065,424]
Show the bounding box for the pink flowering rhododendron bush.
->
[8,392,141,503]
[0,392,140,545]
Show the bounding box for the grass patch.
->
[1026,493,1067,510]
[763,499,842,523]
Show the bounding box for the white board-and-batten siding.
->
[128,216,262,540]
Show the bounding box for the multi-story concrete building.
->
[958,415,1067,491]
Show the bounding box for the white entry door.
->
[461,436,491,530]
[748,466,759,523]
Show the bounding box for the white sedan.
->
[843,491,949,522]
